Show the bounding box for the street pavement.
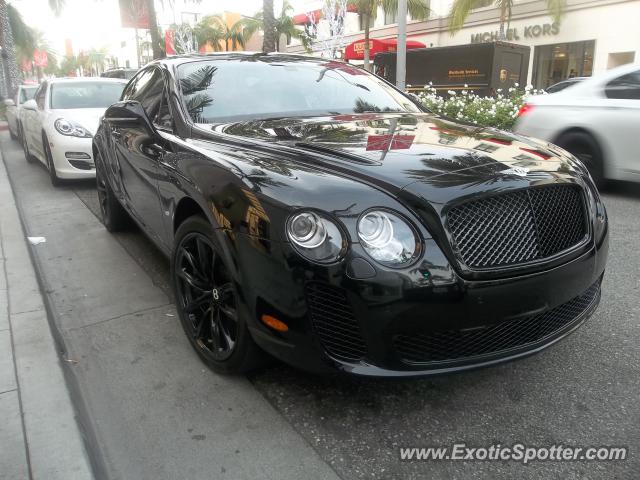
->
[1,130,639,479]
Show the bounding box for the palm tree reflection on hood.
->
[405,152,508,188]
[180,65,217,123]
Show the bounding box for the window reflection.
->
[177,56,420,124]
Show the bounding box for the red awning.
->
[293,4,358,25]
[344,38,426,61]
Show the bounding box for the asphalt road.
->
[2,132,639,479]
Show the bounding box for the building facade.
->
[286,0,640,89]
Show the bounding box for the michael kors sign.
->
[471,22,560,43]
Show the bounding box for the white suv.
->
[514,63,640,187]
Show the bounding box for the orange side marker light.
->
[261,315,289,332]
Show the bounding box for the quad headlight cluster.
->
[286,209,419,267]
[287,211,345,264]
[357,210,418,266]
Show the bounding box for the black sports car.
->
[93,53,608,377]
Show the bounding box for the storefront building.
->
[286,0,640,89]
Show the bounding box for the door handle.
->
[142,143,164,158]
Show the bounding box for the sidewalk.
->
[0,149,93,479]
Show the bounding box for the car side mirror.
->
[104,101,154,132]
[22,99,37,110]
[4,99,15,107]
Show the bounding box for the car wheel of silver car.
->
[171,215,264,374]
[556,132,605,189]
[42,134,61,187]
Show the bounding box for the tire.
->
[43,134,61,187]
[9,128,17,140]
[95,151,130,232]
[555,132,605,189]
[171,215,263,374]
[21,128,34,163]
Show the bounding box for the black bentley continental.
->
[92,53,608,377]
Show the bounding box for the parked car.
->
[101,68,138,80]
[515,63,640,186]
[20,77,126,185]
[93,53,608,377]
[4,84,37,140]
[545,76,587,93]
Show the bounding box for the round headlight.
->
[287,211,345,264]
[357,210,418,266]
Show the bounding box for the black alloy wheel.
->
[172,215,263,373]
[43,134,61,186]
[95,153,129,232]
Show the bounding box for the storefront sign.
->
[471,22,560,43]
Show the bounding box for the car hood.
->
[197,112,588,211]
[50,108,106,136]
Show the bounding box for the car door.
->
[28,82,48,161]
[111,66,167,244]
[599,69,640,176]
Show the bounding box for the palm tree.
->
[194,15,253,52]
[241,1,311,52]
[348,0,431,72]
[262,0,276,52]
[0,1,21,96]
[449,0,565,40]
[194,16,226,52]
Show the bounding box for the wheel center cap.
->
[212,288,220,302]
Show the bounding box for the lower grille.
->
[306,282,366,362]
[447,185,587,269]
[394,281,600,365]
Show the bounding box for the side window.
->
[126,67,164,120]
[153,89,174,132]
[121,75,139,100]
[605,70,640,100]
[35,83,47,109]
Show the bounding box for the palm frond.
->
[448,0,485,34]
[48,0,65,16]
[180,65,217,95]
[8,4,35,56]
[545,0,565,22]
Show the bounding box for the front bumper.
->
[49,134,96,179]
[243,228,608,377]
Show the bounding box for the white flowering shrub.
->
[415,84,545,131]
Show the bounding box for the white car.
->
[20,77,127,185]
[514,63,640,187]
[4,84,38,140]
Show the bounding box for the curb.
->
[0,148,94,479]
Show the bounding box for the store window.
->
[359,13,375,30]
[532,40,595,89]
[384,9,397,25]
[474,0,494,8]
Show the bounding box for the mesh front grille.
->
[306,282,367,362]
[447,185,587,269]
[394,281,600,365]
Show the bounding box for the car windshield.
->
[177,56,421,123]
[20,87,37,103]
[50,81,125,109]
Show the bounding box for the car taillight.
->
[517,103,535,117]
